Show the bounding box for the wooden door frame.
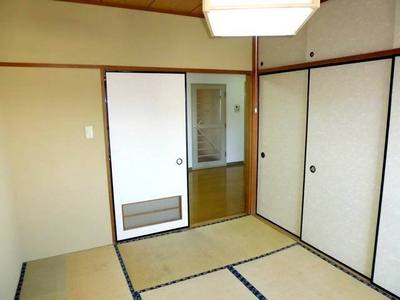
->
[245,37,259,215]
[99,66,256,243]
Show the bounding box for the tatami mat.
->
[235,244,387,300]
[141,269,255,300]
[118,215,295,291]
[19,245,131,300]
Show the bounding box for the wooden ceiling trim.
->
[258,48,400,75]
[149,0,201,13]
[190,3,202,13]
[58,0,329,19]
[58,0,204,18]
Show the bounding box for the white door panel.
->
[257,70,308,236]
[373,57,400,297]
[106,72,188,241]
[303,60,391,276]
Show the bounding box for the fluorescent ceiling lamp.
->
[203,0,320,37]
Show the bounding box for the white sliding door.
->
[106,72,188,241]
[257,70,308,236]
[373,57,400,296]
[303,60,391,277]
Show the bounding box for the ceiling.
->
[59,0,329,18]
[59,0,204,17]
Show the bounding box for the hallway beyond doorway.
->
[189,164,245,225]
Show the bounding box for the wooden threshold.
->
[188,161,244,172]
[259,48,400,75]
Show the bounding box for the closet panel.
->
[303,59,391,276]
[305,0,394,62]
[257,70,308,236]
[373,57,400,297]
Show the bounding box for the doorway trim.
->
[191,84,227,170]
[98,66,255,243]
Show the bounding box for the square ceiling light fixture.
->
[203,0,320,37]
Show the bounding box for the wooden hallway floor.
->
[189,164,245,225]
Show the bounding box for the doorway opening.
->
[187,73,247,225]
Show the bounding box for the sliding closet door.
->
[373,57,400,297]
[106,72,188,241]
[303,60,391,277]
[257,70,308,236]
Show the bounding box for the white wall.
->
[0,111,22,300]
[259,25,308,69]
[0,0,251,70]
[259,0,398,68]
[395,0,400,48]
[186,73,246,168]
[0,68,113,262]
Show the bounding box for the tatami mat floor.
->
[16,215,395,300]
[118,215,294,291]
[19,245,131,300]
[140,269,254,300]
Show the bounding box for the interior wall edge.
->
[0,102,24,300]
[100,68,117,244]
[248,36,258,215]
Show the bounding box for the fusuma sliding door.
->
[373,57,400,297]
[106,72,188,241]
[302,60,391,277]
[257,70,308,236]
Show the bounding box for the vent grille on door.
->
[122,196,182,230]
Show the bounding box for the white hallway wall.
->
[186,73,246,168]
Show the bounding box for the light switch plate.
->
[85,126,94,139]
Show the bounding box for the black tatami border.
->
[227,265,267,300]
[114,244,142,300]
[14,262,27,300]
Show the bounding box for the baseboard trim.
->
[188,161,244,171]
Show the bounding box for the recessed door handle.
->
[310,165,316,173]
[261,152,266,158]
[176,158,183,165]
